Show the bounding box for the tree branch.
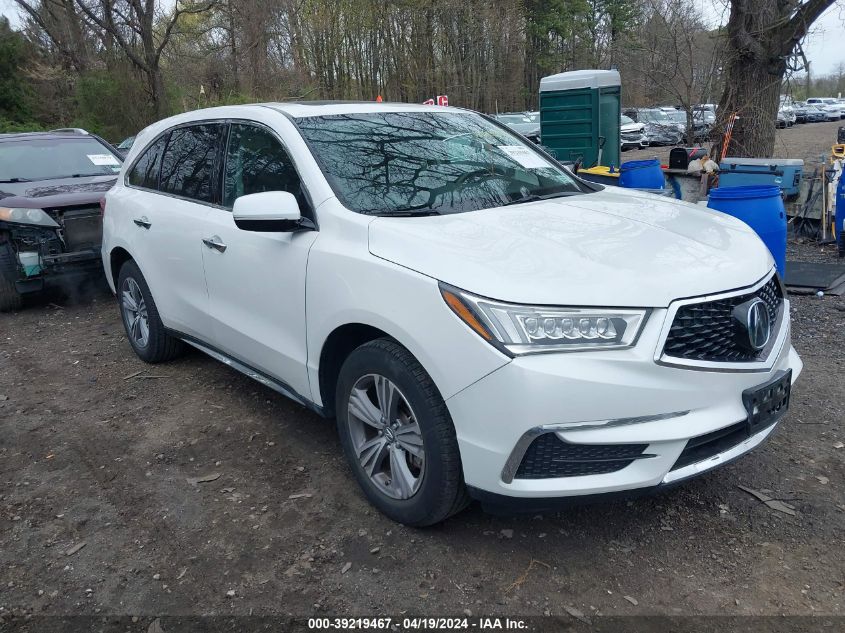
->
[779,0,837,56]
[154,0,218,64]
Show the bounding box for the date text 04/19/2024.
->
[307,617,529,630]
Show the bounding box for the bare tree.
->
[14,0,92,71]
[72,0,217,117]
[625,0,724,143]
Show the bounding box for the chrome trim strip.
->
[653,270,789,373]
[182,339,310,408]
[661,421,778,484]
[500,410,689,484]
[550,410,690,432]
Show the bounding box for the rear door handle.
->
[133,217,151,229]
[202,236,227,253]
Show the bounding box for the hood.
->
[621,122,644,133]
[0,175,116,208]
[644,121,678,133]
[506,123,541,137]
[368,188,774,307]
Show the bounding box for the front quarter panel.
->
[101,186,129,293]
[306,202,510,407]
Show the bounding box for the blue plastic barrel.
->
[619,159,664,189]
[707,185,786,276]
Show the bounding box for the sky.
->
[696,0,845,76]
[1,0,843,75]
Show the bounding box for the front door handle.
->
[202,236,227,253]
[133,216,151,229]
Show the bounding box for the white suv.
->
[102,103,802,525]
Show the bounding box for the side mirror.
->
[232,191,314,232]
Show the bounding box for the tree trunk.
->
[715,55,783,158]
[714,0,835,158]
[150,68,168,119]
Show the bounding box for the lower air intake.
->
[515,433,649,479]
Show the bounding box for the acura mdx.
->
[101,103,802,525]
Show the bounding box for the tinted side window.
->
[127,136,166,189]
[223,124,304,209]
[159,124,223,202]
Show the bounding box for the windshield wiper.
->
[69,173,113,178]
[0,177,32,183]
[500,191,581,207]
[369,210,441,217]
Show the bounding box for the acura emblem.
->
[733,298,771,352]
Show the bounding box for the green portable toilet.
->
[539,69,621,169]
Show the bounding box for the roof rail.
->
[49,127,89,135]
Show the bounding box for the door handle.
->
[133,217,151,229]
[202,236,227,253]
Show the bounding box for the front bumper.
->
[13,249,103,294]
[645,133,679,145]
[621,136,648,149]
[446,302,802,500]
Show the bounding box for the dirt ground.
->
[624,118,844,167]
[1,246,844,623]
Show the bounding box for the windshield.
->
[640,109,669,123]
[295,111,583,216]
[0,137,121,182]
[620,115,635,125]
[496,113,539,125]
[666,111,685,123]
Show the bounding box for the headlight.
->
[0,207,59,228]
[440,283,649,355]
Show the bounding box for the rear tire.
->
[117,260,184,363]
[335,338,470,526]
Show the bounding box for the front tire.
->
[0,241,23,313]
[117,260,184,363]
[0,274,22,312]
[335,339,470,526]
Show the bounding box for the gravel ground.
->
[1,244,844,624]
[623,119,844,167]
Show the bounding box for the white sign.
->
[87,154,121,166]
[497,145,551,169]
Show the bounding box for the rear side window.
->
[159,124,224,202]
[127,136,166,189]
[223,124,304,209]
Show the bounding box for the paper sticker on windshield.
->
[497,145,550,169]
[87,154,120,166]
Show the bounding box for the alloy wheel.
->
[121,277,150,348]
[346,373,425,500]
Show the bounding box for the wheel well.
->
[109,247,133,285]
[318,323,391,418]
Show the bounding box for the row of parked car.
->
[620,107,716,150]
[495,97,845,153]
[780,98,845,127]
[493,107,715,153]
